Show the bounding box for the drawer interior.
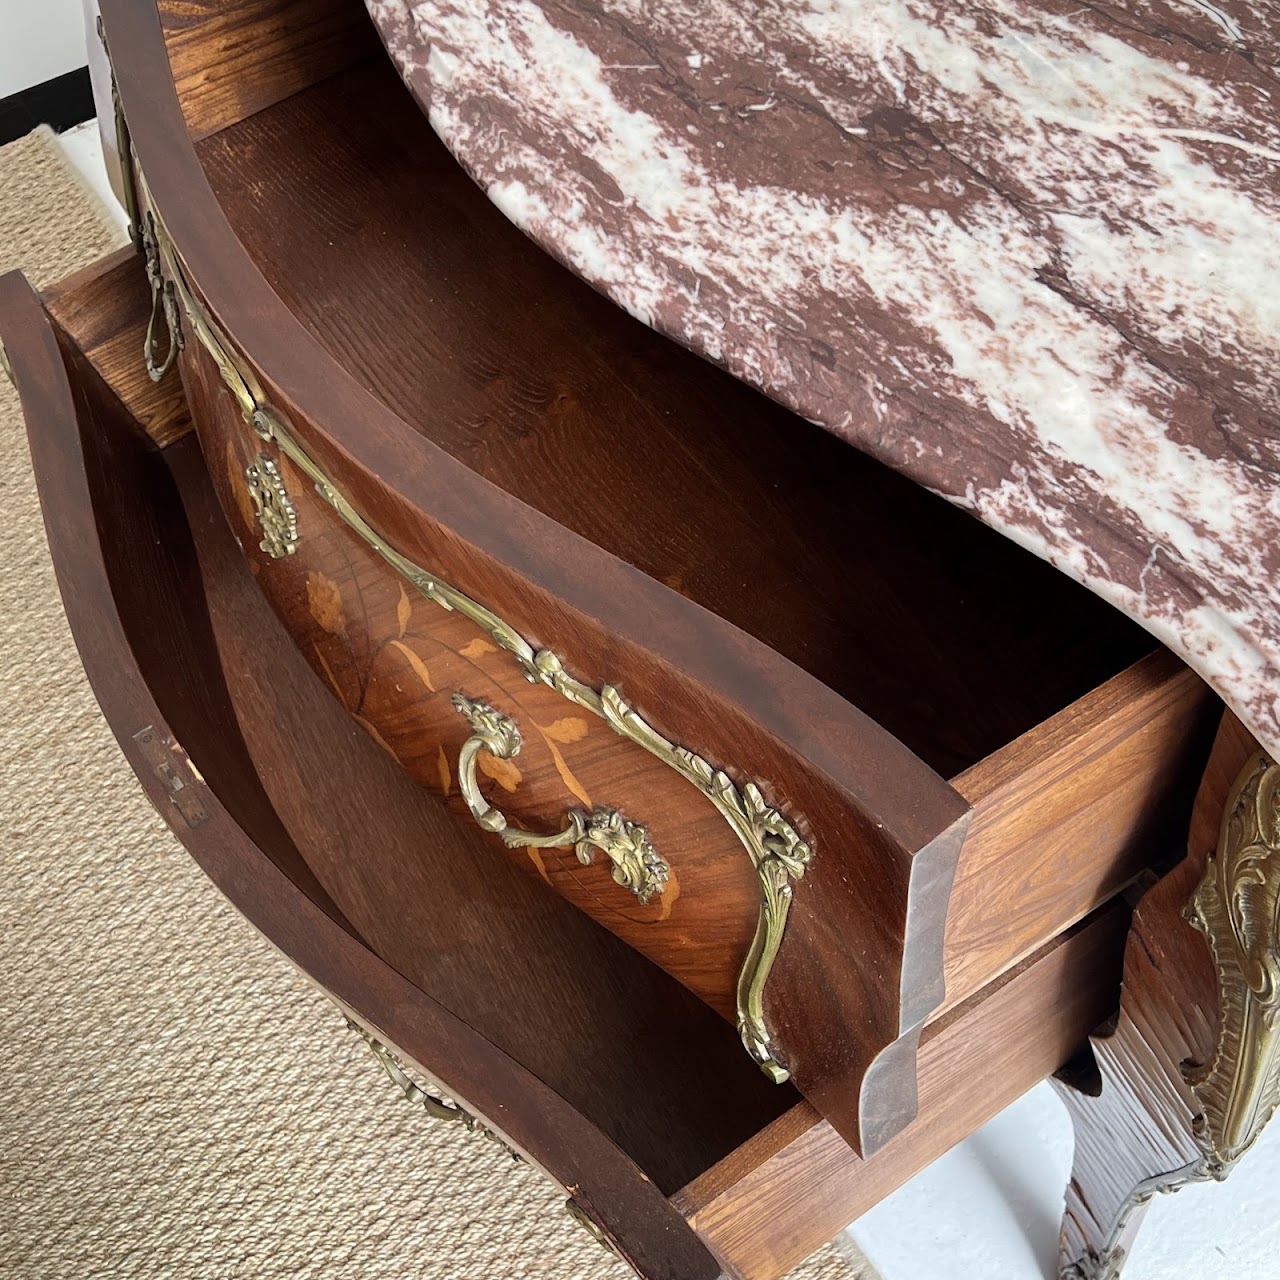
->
[186,44,1157,780]
[34,264,796,1196]
[8,249,1139,1279]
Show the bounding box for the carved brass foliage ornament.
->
[344,1014,616,1256]
[141,210,183,382]
[564,1198,620,1256]
[1186,751,1280,1167]
[454,695,670,904]
[1063,751,1280,1280]
[141,190,812,1084]
[244,453,299,559]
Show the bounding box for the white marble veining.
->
[370,0,1280,758]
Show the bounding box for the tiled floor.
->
[55,120,1280,1280]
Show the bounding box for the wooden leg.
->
[1052,713,1280,1279]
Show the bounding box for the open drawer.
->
[81,0,1223,1159]
[1,253,1146,1280]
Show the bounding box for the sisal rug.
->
[0,126,878,1280]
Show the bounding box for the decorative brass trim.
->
[95,14,141,251]
[1060,1161,1207,1280]
[1185,750,1280,1166]
[1065,750,1280,1280]
[142,188,811,1083]
[141,211,182,382]
[245,452,299,559]
[343,1017,521,1160]
[454,695,669,903]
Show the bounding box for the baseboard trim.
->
[0,68,95,149]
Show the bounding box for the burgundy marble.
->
[367,0,1280,760]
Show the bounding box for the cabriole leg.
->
[1052,714,1280,1279]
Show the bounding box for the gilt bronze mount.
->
[453,694,669,904]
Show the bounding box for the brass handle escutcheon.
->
[244,452,299,559]
[452,694,670,904]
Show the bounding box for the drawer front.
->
[136,177,973,1158]
[208,355,762,1019]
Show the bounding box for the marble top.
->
[368,0,1280,760]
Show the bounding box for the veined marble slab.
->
[368,0,1280,759]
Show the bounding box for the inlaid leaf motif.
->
[539,736,591,808]
[436,744,451,796]
[354,714,400,764]
[540,717,589,744]
[388,639,436,692]
[460,637,498,661]
[478,752,522,793]
[312,643,346,705]
[524,845,553,886]
[534,717,592,808]
[306,571,346,635]
[396,582,412,637]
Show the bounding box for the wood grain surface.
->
[157,0,379,141]
[42,247,191,448]
[676,905,1131,1280]
[946,653,1219,1010]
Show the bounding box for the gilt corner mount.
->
[1185,750,1280,1169]
[1065,748,1280,1280]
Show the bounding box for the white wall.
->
[0,0,88,99]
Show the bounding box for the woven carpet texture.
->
[0,127,878,1280]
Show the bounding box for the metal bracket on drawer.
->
[133,726,208,828]
[344,1014,618,1258]
[95,14,142,252]
[141,184,813,1084]
[141,210,184,382]
[343,1016,521,1160]
[564,1198,621,1257]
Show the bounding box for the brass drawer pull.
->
[453,695,670,904]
